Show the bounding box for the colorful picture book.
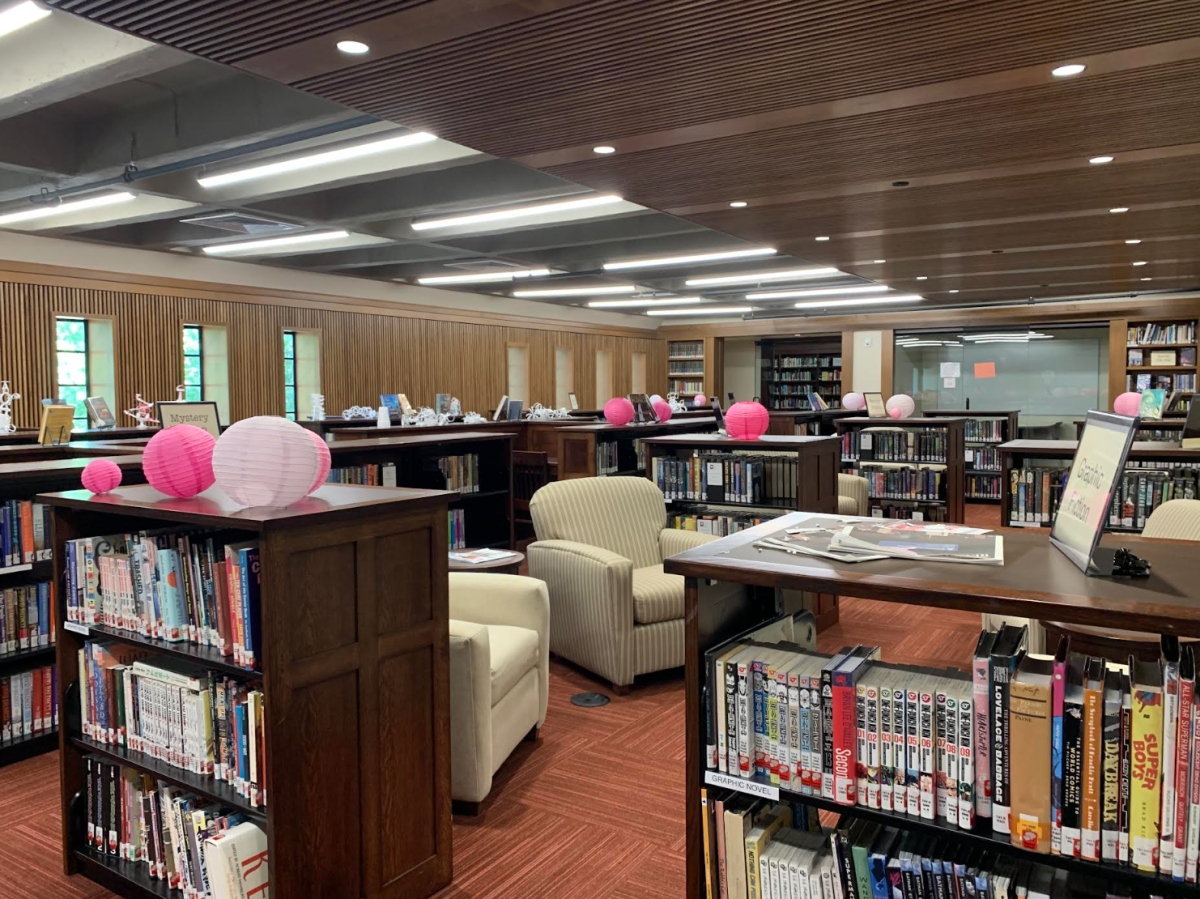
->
[1,499,52,568]
[1,663,57,743]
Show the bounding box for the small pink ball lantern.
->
[603,396,635,426]
[143,424,216,498]
[213,416,324,508]
[725,401,770,440]
[652,399,673,422]
[81,458,123,494]
[1114,391,1141,417]
[306,428,332,495]
[649,394,664,405]
[885,394,916,420]
[842,392,866,412]
[693,393,708,407]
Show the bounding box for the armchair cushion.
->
[487,624,540,704]
[838,473,869,517]
[632,565,685,624]
[659,527,718,559]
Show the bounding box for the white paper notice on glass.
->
[706,462,724,486]
[943,377,957,388]
[940,362,961,378]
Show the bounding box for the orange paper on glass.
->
[974,362,996,379]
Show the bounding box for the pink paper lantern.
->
[885,394,916,420]
[693,393,708,407]
[143,424,216,498]
[81,458,123,495]
[306,428,332,495]
[213,416,324,508]
[652,399,673,422]
[842,392,866,412]
[603,396,635,426]
[649,394,664,405]
[725,401,770,440]
[1114,391,1141,417]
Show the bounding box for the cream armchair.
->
[838,473,869,516]
[448,573,549,813]
[528,476,717,692]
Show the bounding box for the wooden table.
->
[448,549,524,575]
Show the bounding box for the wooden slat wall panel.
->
[0,277,665,429]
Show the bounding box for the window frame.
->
[283,328,298,420]
[182,324,205,403]
[55,316,91,427]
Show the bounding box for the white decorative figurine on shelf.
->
[0,380,20,434]
[341,405,376,420]
[175,384,185,401]
[449,397,462,418]
[124,394,160,428]
[403,407,450,427]
[461,411,487,424]
[524,403,570,420]
[309,393,326,421]
[667,393,688,413]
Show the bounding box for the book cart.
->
[665,514,1200,898]
[925,409,1019,503]
[555,417,716,480]
[45,481,455,899]
[834,417,966,523]
[0,456,146,767]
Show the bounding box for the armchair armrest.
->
[448,620,492,803]
[660,527,719,560]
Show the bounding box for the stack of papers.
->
[754,519,1004,566]
[449,549,516,564]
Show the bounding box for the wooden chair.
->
[513,450,550,544]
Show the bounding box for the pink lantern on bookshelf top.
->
[842,392,866,412]
[652,399,673,422]
[603,396,635,426]
[143,424,216,498]
[1113,391,1141,417]
[81,458,123,494]
[725,401,770,440]
[693,393,708,407]
[649,394,664,405]
[213,416,323,508]
[306,427,332,495]
[885,394,916,420]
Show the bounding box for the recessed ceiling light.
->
[1051,63,1086,77]
[1089,155,1114,165]
[412,194,623,231]
[873,259,886,264]
[685,267,839,287]
[1124,239,1141,244]
[0,1,50,39]
[593,146,616,155]
[948,289,959,294]
[587,297,702,309]
[814,236,830,242]
[512,285,636,298]
[1132,260,1148,266]
[746,285,891,301]
[604,247,775,271]
[729,201,748,208]
[793,295,923,310]
[1109,207,1129,213]
[0,191,135,226]
[336,40,369,54]
[646,305,753,316]
[416,268,551,285]
[197,132,436,188]
[1141,277,1153,281]
[201,230,351,256]
[916,276,928,281]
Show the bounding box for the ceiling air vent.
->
[442,259,529,272]
[179,212,303,235]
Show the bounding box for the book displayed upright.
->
[988,623,1027,835]
[1010,653,1053,853]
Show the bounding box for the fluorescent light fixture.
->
[198,132,436,188]
[916,276,928,281]
[646,305,752,316]
[1109,207,1129,213]
[729,200,748,208]
[899,340,962,348]
[746,285,891,301]
[416,268,550,285]
[948,289,960,294]
[512,285,636,298]
[873,259,886,264]
[793,295,923,310]
[960,332,1051,341]
[685,267,839,287]
[605,247,775,271]
[1141,277,1153,281]
[0,191,135,226]
[587,297,702,309]
[1132,260,1148,266]
[814,236,830,242]
[593,146,616,154]
[1089,155,1114,164]
[1051,63,1086,77]
[0,1,49,39]
[336,40,369,54]
[1124,239,1141,244]
[412,194,622,231]
[202,230,350,255]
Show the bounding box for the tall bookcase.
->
[926,409,1018,503]
[1124,317,1198,405]
[668,339,707,398]
[835,417,966,523]
[759,337,843,412]
[45,482,454,899]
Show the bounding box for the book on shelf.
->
[81,757,268,898]
[429,453,480,493]
[1,499,52,568]
[840,427,948,463]
[447,508,466,550]
[670,509,783,536]
[1128,372,1197,392]
[85,396,117,429]
[1127,348,1144,367]
[968,445,1000,470]
[1,581,55,653]
[670,340,703,358]
[845,466,945,503]
[1008,467,1070,525]
[1139,389,1166,420]
[652,451,798,506]
[1128,321,1197,346]
[963,419,1006,442]
[327,462,398,487]
[966,473,1002,499]
[1,663,56,743]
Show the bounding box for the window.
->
[595,348,612,403]
[631,352,647,395]
[56,318,89,427]
[507,344,529,403]
[182,325,204,402]
[182,324,231,424]
[283,329,320,420]
[283,329,298,420]
[554,347,573,409]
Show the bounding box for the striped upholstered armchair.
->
[527,476,717,692]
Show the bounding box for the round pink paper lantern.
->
[603,396,635,426]
[842,392,866,412]
[1114,391,1141,417]
[693,393,708,407]
[725,401,770,440]
[885,394,916,420]
[143,424,216,498]
[81,458,123,494]
[213,416,323,508]
[306,427,332,495]
[649,394,664,405]
[652,399,673,422]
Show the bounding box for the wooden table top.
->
[664,511,1200,637]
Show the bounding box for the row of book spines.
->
[965,475,1002,499]
[840,432,949,463]
[670,341,703,356]
[1008,468,1067,524]
[652,455,791,504]
[669,361,705,373]
[1128,374,1198,392]
[596,441,626,475]
[771,398,838,411]
[963,420,1006,442]
[1111,469,1199,530]
[82,759,268,898]
[64,534,262,668]
[668,513,776,536]
[849,468,944,501]
[870,504,949,522]
[448,509,466,550]
[1128,322,1197,345]
[0,581,54,653]
[326,463,398,487]
[773,357,840,367]
[0,500,51,569]
[968,447,1000,469]
[438,453,481,493]
[767,370,842,381]
[767,385,841,396]
[0,663,56,743]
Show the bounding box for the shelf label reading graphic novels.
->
[705,770,779,800]
[64,621,90,636]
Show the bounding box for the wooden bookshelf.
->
[925,409,1019,503]
[1074,417,1187,441]
[327,431,516,550]
[0,441,146,465]
[759,336,843,412]
[555,417,716,480]
[765,408,856,436]
[834,416,966,523]
[44,481,454,899]
[1124,317,1198,396]
[666,514,1200,899]
[667,339,708,399]
[998,438,1200,532]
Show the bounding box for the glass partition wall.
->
[893,324,1109,438]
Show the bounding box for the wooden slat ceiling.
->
[50,0,1200,314]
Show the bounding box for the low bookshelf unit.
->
[926,409,1019,503]
[555,417,716,480]
[1124,318,1198,396]
[45,482,455,899]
